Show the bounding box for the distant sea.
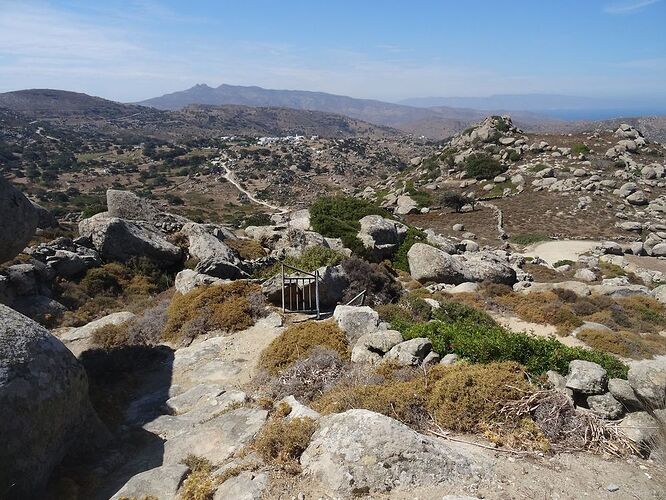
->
[539,108,666,121]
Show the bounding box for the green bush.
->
[571,143,590,155]
[509,233,551,245]
[464,154,507,180]
[391,227,426,272]
[310,196,387,255]
[404,320,628,378]
[256,246,344,278]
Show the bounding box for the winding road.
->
[218,160,288,214]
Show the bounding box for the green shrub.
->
[553,260,575,267]
[464,154,507,180]
[391,227,426,272]
[571,143,590,155]
[258,321,349,374]
[310,196,387,255]
[404,320,628,378]
[440,191,467,213]
[509,233,551,245]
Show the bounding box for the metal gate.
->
[281,263,320,319]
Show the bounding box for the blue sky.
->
[0,0,664,103]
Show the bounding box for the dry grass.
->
[496,390,641,456]
[258,321,349,375]
[163,281,264,342]
[496,291,583,335]
[180,455,216,500]
[90,323,131,349]
[314,361,531,433]
[577,328,666,359]
[225,238,266,260]
[252,417,317,472]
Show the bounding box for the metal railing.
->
[345,289,367,307]
[281,262,320,319]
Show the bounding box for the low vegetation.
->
[310,196,387,255]
[252,416,317,472]
[256,246,344,278]
[577,328,666,359]
[258,321,349,375]
[314,361,532,433]
[340,257,402,305]
[56,258,174,328]
[162,281,266,342]
[180,455,217,500]
[404,319,627,378]
[225,238,266,260]
[464,153,507,180]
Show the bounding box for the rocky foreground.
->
[1,117,666,499]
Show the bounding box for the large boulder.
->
[110,464,190,500]
[245,225,331,259]
[300,409,491,496]
[106,188,160,221]
[174,269,227,294]
[566,360,608,395]
[628,358,666,409]
[351,330,403,364]
[0,305,107,497]
[59,311,136,356]
[181,223,247,279]
[333,305,380,341]
[384,338,432,366]
[357,215,407,258]
[407,243,516,285]
[0,178,38,263]
[79,214,181,267]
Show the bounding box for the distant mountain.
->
[0,89,143,118]
[400,94,666,121]
[137,83,470,134]
[0,89,398,139]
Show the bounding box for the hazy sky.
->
[0,0,665,102]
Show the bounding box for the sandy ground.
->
[523,240,601,265]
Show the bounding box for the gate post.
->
[315,269,320,319]
[281,263,285,314]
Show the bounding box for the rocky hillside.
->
[1,145,666,499]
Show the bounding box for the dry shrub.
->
[481,282,513,297]
[340,257,402,306]
[497,291,583,334]
[225,238,266,260]
[266,347,346,402]
[252,417,317,471]
[314,361,531,433]
[163,281,264,342]
[617,295,666,332]
[577,328,666,359]
[497,390,641,456]
[258,321,349,375]
[482,417,551,453]
[180,455,216,500]
[91,323,131,349]
[425,362,531,433]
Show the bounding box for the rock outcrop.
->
[300,409,491,496]
[79,213,182,267]
[0,178,38,263]
[407,243,516,285]
[0,304,107,497]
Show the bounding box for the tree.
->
[441,192,467,213]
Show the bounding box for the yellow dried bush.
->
[252,417,317,470]
[577,328,666,359]
[225,238,266,260]
[162,281,261,341]
[314,361,531,433]
[258,321,349,375]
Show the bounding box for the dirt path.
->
[492,313,585,348]
[523,240,601,265]
[218,160,288,214]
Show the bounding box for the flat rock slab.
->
[110,464,189,500]
[301,409,491,496]
[213,471,268,500]
[163,408,268,465]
